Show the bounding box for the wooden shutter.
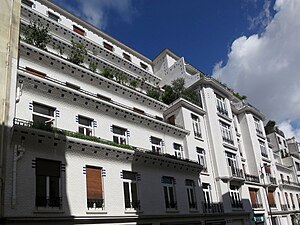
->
[268,191,275,205]
[264,164,271,174]
[249,190,256,204]
[86,167,102,200]
[103,42,114,52]
[73,25,85,36]
[26,67,47,78]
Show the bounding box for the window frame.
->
[186,179,197,210]
[78,115,93,136]
[112,125,128,145]
[162,176,177,210]
[196,147,207,172]
[32,102,56,128]
[220,121,233,144]
[173,143,184,159]
[191,114,202,139]
[150,136,163,153]
[122,171,140,210]
[86,166,104,210]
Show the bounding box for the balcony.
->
[202,202,224,213]
[252,203,263,209]
[281,204,288,211]
[222,137,234,145]
[165,201,177,210]
[245,174,260,183]
[269,203,277,208]
[125,200,140,210]
[217,106,228,116]
[280,179,300,188]
[228,166,244,179]
[36,196,62,208]
[231,201,243,209]
[13,118,201,170]
[87,198,104,209]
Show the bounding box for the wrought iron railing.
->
[252,203,263,208]
[165,201,177,209]
[202,202,224,213]
[245,174,260,183]
[87,199,104,209]
[36,196,62,208]
[125,200,140,210]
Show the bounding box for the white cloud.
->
[248,0,272,30]
[213,0,300,140]
[278,121,300,141]
[74,0,136,29]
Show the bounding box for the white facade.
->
[2,0,300,225]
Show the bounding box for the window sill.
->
[86,210,107,214]
[189,209,199,213]
[124,210,143,214]
[34,209,64,214]
[194,136,204,142]
[166,209,179,213]
[222,142,237,150]
[217,113,232,122]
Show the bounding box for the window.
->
[112,125,127,144]
[202,183,212,208]
[150,136,163,153]
[290,193,295,209]
[140,62,148,70]
[73,25,85,36]
[162,176,177,209]
[259,140,268,158]
[78,115,93,136]
[196,147,207,172]
[264,164,271,175]
[249,188,261,208]
[32,102,56,128]
[277,136,282,145]
[86,166,104,209]
[186,179,197,209]
[230,186,242,208]
[35,158,61,208]
[226,152,242,177]
[254,117,263,135]
[103,42,114,52]
[285,192,290,208]
[122,171,139,210]
[267,191,276,208]
[173,143,184,159]
[191,114,202,138]
[22,0,33,7]
[48,12,60,22]
[295,162,300,171]
[220,121,233,144]
[296,194,300,208]
[123,52,131,61]
[216,94,228,116]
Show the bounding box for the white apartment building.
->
[1,0,300,225]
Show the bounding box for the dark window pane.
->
[78,116,92,126]
[131,183,138,202]
[33,102,55,116]
[163,186,169,208]
[113,136,119,144]
[123,182,130,208]
[36,158,60,177]
[123,171,137,180]
[169,186,175,204]
[112,126,126,135]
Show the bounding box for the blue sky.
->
[52,0,274,74]
[52,0,300,140]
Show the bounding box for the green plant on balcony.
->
[129,80,138,89]
[89,61,97,72]
[21,21,50,50]
[68,40,87,65]
[114,71,128,84]
[101,68,114,79]
[233,92,247,101]
[53,43,64,56]
[147,88,161,100]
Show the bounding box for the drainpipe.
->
[11,143,25,208]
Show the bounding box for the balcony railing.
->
[223,137,234,145]
[189,202,197,209]
[269,203,277,208]
[281,179,300,187]
[13,118,200,167]
[36,196,62,208]
[217,106,228,116]
[125,200,140,210]
[229,166,244,179]
[261,151,268,158]
[165,201,177,209]
[265,175,277,185]
[231,201,243,209]
[281,204,288,211]
[202,202,224,213]
[252,203,263,209]
[245,174,260,183]
[87,198,104,209]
